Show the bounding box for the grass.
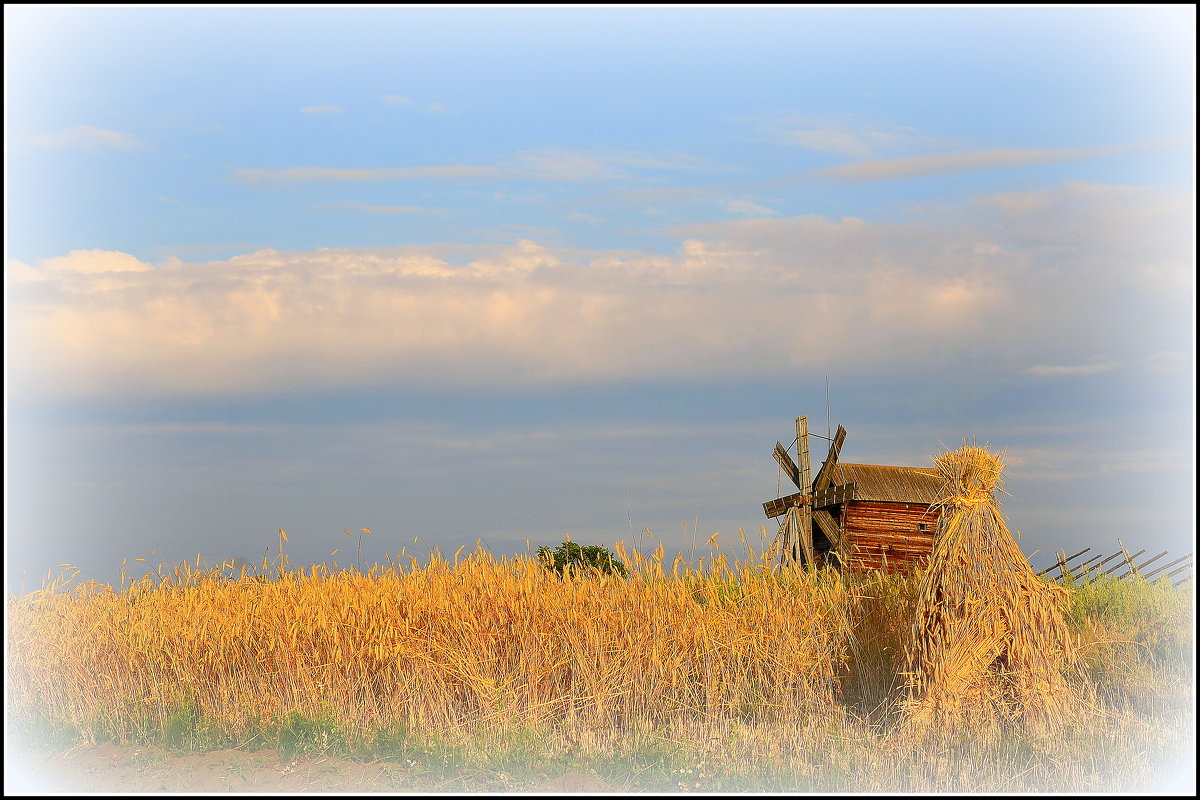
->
[5,540,1194,792]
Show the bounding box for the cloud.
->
[1027,362,1119,377]
[321,202,439,215]
[785,127,879,157]
[566,212,604,225]
[759,116,957,158]
[39,249,154,274]
[778,121,928,158]
[24,125,144,151]
[470,224,569,244]
[1005,445,1189,482]
[507,148,710,181]
[817,143,1143,181]
[1139,350,1190,375]
[299,103,344,114]
[597,185,722,209]
[384,95,448,112]
[509,150,631,181]
[7,182,1188,397]
[234,165,505,185]
[86,422,290,436]
[149,241,265,261]
[725,200,778,217]
[234,149,709,186]
[6,260,46,283]
[403,419,777,453]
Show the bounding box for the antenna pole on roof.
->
[825,374,831,441]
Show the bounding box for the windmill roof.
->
[828,462,945,504]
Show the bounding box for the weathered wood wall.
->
[842,501,940,573]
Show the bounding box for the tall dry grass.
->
[7,543,855,747]
[5,538,1192,792]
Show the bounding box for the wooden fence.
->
[1035,539,1193,587]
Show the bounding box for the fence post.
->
[1038,544,1192,586]
[1087,550,1125,583]
[1118,539,1140,579]
[1144,554,1193,582]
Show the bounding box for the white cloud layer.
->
[1027,362,1119,377]
[725,199,778,217]
[778,120,929,157]
[24,125,144,151]
[234,165,505,184]
[40,249,155,274]
[321,202,438,215]
[383,95,445,111]
[7,182,1191,397]
[1005,445,1190,482]
[234,149,709,185]
[818,144,1145,181]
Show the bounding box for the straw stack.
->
[900,443,1076,738]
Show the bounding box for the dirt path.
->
[5,742,622,794]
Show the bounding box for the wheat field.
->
[6,539,1194,792]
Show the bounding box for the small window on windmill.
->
[918,523,929,532]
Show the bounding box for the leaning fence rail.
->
[1035,539,1193,587]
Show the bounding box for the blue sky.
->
[5,6,1195,590]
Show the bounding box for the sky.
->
[4,5,1195,592]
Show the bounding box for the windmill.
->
[763,416,852,568]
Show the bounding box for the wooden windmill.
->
[763,416,851,568]
[763,415,945,572]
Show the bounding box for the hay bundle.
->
[900,443,1075,738]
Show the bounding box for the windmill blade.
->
[797,514,814,566]
[796,416,812,493]
[796,416,814,567]
[773,442,802,490]
[812,425,847,493]
[764,491,805,519]
[780,507,797,565]
[813,508,848,567]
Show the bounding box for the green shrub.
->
[277,711,346,758]
[1067,576,1192,663]
[536,540,628,578]
[1065,577,1193,711]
